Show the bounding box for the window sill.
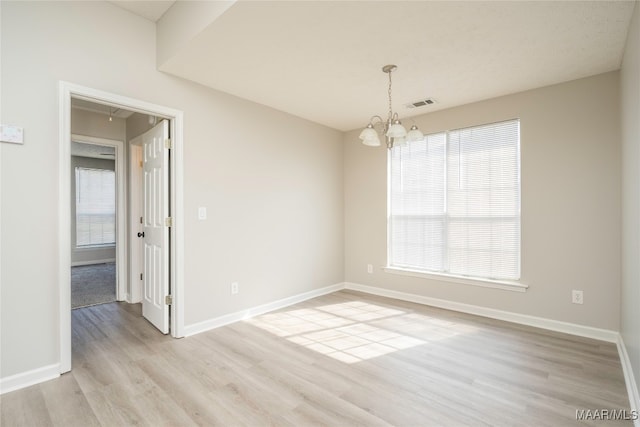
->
[75,244,116,250]
[382,267,528,293]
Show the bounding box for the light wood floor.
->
[1,290,632,426]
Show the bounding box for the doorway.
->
[59,82,185,374]
[70,137,126,308]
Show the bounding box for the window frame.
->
[386,118,524,291]
[75,166,117,248]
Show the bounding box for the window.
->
[389,119,520,281]
[75,167,116,247]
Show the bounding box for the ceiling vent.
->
[405,98,436,109]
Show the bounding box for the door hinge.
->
[165,295,173,305]
[165,217,173,227]
[139,160,143,168]
[140,216,143,224]
[140,273,143,280]
[165,138,173,149]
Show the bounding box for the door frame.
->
[58,81,185,373]
[71,134,126,301]
[128,143,144,303]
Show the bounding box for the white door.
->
[142,120,170,334]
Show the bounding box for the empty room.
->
[1,1,639,426]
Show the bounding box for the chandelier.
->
[359,65,424,149]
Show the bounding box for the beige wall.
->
[0,1,344,378]
[621,2,640,400]
[345,72,621,330]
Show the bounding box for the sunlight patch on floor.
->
[246,300,474,364]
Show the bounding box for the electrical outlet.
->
[572,290,583,305]
[231,282,239,295]
[367,264,373,274]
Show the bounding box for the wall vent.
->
[405,98,436,109]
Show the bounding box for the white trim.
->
[74,244,116,250]
[184,283,344,337]
[344,282,618,343]
[383,266,528,292]
[0,364,60,395]
[186,281,619,343]
[59,83,72,373]
[71,258,116,267]
[59,81,185,376]
[618,335,640,426]
[170,113,185,338]
[128,143,143,304]
[71,134,126,302]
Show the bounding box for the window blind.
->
[75,167,116,247]
[389,119,520,281]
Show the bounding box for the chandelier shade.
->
[407,125,424,142]
[359,125,382,146]
[386,120,407,138]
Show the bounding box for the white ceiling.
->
[72,98,134,119]
[131,1,635,131]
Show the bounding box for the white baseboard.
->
[186,281,620,343]
[71,258,116,267]
[617,335,640,426]
[0,364,59,395]
[344,282,619,343]
[184,282,345,337]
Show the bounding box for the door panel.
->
[141,120,169,334]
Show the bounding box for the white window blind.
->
[75,167,116,247]
[389,119,520,281]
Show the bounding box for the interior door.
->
[142,120,170,334]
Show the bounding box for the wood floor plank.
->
[0,293,632,426]
[135,355,231,426]
[84,386,149,427]
[0,385,53,427]
[40,374,101,427]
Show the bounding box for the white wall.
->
[621,1,640,401]
[345,72,621,331]
[0,1,343,378]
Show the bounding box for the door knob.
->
[137,232,145,238]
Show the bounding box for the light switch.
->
[1,124,24,144]
[198,207,207,220]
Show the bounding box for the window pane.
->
[388,119,520,281]
[76,167,116,247]
[389,133,446,271]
